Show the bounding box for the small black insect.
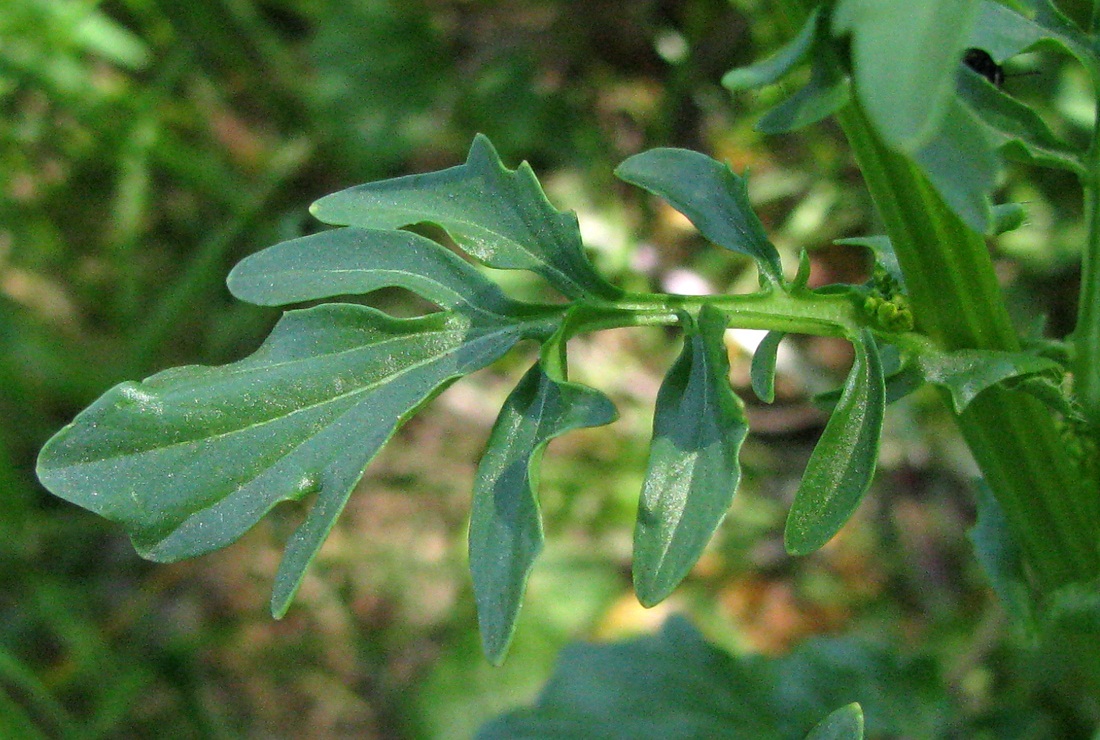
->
[963,48,1005,86]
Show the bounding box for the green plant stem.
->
[836,99,1100,592]
[1074,109,1100,431]
[601,287,862,336]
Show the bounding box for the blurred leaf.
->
[227,226,521,316]
[477,615,779,738]
[471,362,617,664]
[785,331,884,556]
[722,7,821,90]
[310,135,620,301]
[970,0,1097,76]
[0,644,75,738]
[633,306,748,607]
[615,149,784,284]
[957,66,1083,174]
[991,202,1028,235]
[756,54,850,135]
[0,690,47,740]
[37,304,557,617]
[480,616,950,738]
[833,0,981,153]
[910,98,999,233]
[751,331,785,404]
[969,481,1034,628]
[805,703,864,740]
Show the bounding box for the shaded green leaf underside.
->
[309,134,621,301]
[37,304,558,617]
[633,305,749,606]
[470,362,617,664]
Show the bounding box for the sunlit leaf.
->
[309,134,620,300]
[633,306,748,606]
[37,304,557,617]
[615,149,784,284]
[470,361,617,665]
[785,331,884,556]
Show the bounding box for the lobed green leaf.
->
[227,226,523,316]
[470,361,617,665]
[785,331,885,556]
[37,303,555,617]
[615,149,784,284]
[633,306,749,606]
[969,482,1033,628]
[308,134,621,301]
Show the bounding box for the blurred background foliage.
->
[1,0,1096,736]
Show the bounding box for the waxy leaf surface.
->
[634,306,748,606]
[785,332,884,556]
[309,135,619,301]
[470,362,616,664]
[615,149,783,284]
[37,303,553,616]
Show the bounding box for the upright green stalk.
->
[836,99,1099,594]
[1074,110,1100,431]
